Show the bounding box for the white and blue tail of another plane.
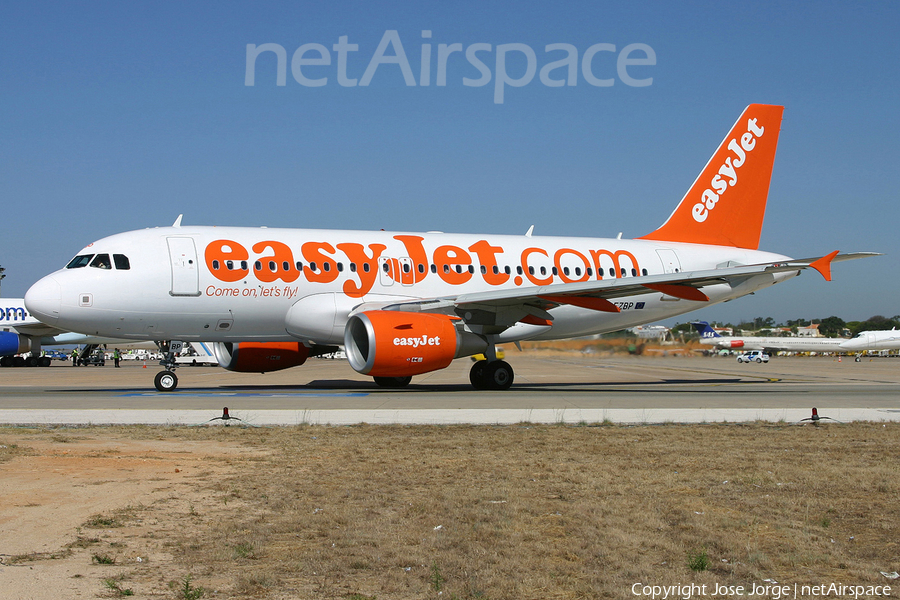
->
[691,321,722,340]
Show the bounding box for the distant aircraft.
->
[0,298,130,367]
[839,329,900,353]
[691,321,846,354]
[25,104,877,391]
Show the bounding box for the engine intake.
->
[344,311,486,378]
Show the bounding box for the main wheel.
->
[485,360,514,390]
[469,360,489,389]
[40,357,52,367]
[154,370,178,392]
[25,356,39,367]
[373,376,412,388]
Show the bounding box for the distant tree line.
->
[672,315,900,339]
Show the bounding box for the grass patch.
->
[4,423,900,598]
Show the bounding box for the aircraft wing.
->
[4,322,69,338]
[374,252,879,329]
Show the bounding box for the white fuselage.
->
[840,330,900,352]
[24,226,795,346]
[700,335,846,353]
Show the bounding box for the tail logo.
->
[692,118,766,223]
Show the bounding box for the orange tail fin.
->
[639,104,784,249]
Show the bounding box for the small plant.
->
[103,578,134,596]
[430,561,445,592]
[232,542,255,559]
[85,514,120,529]
[177,574,205,600]
[688,548,710,572]
[92,553,116,565]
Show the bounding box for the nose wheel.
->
[153,340,183,392]
[154,370,178,392]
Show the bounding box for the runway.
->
[1,354,898,425]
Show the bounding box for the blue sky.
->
[2,1,898,326]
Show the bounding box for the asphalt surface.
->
[1,353,898,424]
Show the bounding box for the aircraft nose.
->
[25,276,62,326]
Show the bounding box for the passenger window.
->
[296,261,304,271]
[255,261,263,271]
[90,254,112,270]
[226,260,234,270]
[642,268,648,276]
[350,263,357,273]
[268,261,276,271]
[363,263,370,273]
[113,254,130,270]
[212,260,220,270]
[66,254,93,269]
[241,261,248,270]
[337,263,344,272]
[282,261,290,271]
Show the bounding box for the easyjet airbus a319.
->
[25,105,876,391]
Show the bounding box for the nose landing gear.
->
[153,341,182,392]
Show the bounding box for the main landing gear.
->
[153,340,182,392]
[469,359,514,390]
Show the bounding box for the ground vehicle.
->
[737,350,769,363]
[79,349,106,366]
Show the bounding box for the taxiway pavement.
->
[0,354,897,425]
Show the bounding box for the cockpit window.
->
[90,254,112,269]
[66,254,94,269]
[113,254,130,270]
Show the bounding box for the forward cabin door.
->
[167,237,201,297]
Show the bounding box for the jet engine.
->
[0,331,30,357]
[344,311,486,377]
[726,340,745,349]
[212,341,311,373]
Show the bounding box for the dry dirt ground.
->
[1,424,899,600]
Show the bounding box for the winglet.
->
[173,214,183,228]
[809,250,840,281]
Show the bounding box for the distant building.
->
[797,324,821,337]
[629,325,670,342]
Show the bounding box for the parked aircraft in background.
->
[24,104,877,391]
[840,329,900,354]
[0,298,132,366]
[691,321,846,354]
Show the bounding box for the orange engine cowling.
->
[344,311,485,378]
[212,342,310,373]
[728,340,745,349]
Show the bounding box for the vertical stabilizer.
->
[690,321,720,339]
[639,104,784,249]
